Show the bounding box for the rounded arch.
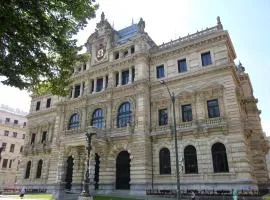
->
[68,113,80,130]
[211,142,229,173]
[91,108,104,128]
[159,147,171,174]
[25,160,31,179]
[117,102,132,128]
[116,151,130,189]
[184,145,198,174]
[36,159,43,178]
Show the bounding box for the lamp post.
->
[160,80,181,200]
[78,129,96,200]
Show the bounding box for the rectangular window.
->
[178,59,187,73]
[121,70,129,85]
[91,80,94,93]
[22,134,25,139]
[114,52,119,60]
[96,78,103,92]
[201,51,212,66]
[74,85,80,98]
[115,72,119,86]
[20,146,23,153]
[23,122,27,127]
[83,63,87,70]
[131,45,135,54]
[9,160,12,168]
[10,144,15,153]
[46,98,51,108]
[182,104,193,122]
[14,120,19,124]
[158,109,168,126]
[156,65,165,79]
[132,67,135,82]
[4,130,9,136]
[5,118,10,123]
[2,143,7,151]
[105,76,108,88]
[207,99,220,118]
[2,159,8,168]
[13,132,17,138]
[36,101,41,111]
[31,133,36,144]
[41,131,47,143]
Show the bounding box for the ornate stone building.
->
[0,105,27,190]
[19,14,269,198]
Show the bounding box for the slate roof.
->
[116,24,138,44]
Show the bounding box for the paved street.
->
[0,196,47,200]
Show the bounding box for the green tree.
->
[0,0,97,95]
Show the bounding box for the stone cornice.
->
[27,107,57,119]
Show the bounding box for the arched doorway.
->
[94,153,100,190]
[65,156,74,190]
[116,151,130,189]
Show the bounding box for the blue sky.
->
[0,0,269,134]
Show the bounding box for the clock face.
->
[96,45,105,60]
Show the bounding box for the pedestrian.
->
[232,189,238,200]
[191,191,195,200]
[19,186,25,199]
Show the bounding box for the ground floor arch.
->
[116,151,130,189]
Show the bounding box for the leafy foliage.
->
[0,0,97,95]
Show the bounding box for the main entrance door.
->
[65,156,74,190]
[116,151,130,189]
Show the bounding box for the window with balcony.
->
[117,102,132,128]
[158,109,168,126]
[96,78,103,92]
[68,113,80,130]
[212,142,229,173]
[46,98,51,108]
[10,144,15,153]
[201,51,212,66]
[184,145,198,174]
[36,101,41,111]
[4,130,9,136]
[1,143,7,151]
[207,99,220,118]
[91,108,104,129]
[121,70,129,85]
[182,104,193,122]
[2,159,8,169]
[178,58,187,73]
[159,148,171,174]
[13,132,17,138]
[74,85,81,98]
[41,131,47,143]
[31,133,36,144]
[156,65,165,79]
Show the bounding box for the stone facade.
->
[19,14,269,198]
[0,105,27,190]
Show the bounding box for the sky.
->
[0,0,270,134]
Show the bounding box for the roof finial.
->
[101,12,105,22]
[237,61,245,72]
[132,18,134,25]
[138,18,145,33]
[217,16,223,30]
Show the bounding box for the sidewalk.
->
[0,195,48,200]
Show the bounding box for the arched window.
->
[36,160,43,178]
[68,113,80,130]
[25,161,31,179]
[117,102,132,128]
[212,142,229,173]
[184,145,198,174]
[91,109,104,129]
[159,148,171,174]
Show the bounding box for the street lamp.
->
[160,80,181,200]
[78,129,96,200]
